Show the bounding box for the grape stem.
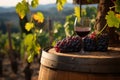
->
[109,6,116,10]
[97,24,107,35]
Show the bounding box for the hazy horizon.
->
[0,0,73,8]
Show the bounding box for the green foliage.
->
[27,53,34,63]
[0,33,7,53]
[56,0,67,11]
[85,6,97,19]
[23,33,40,63]
[16,0,29,19]
[106,11,120,28]
[20,41,25,58]
[25,22,34,31]
[52,22,66,46]
[16,0,45,62]
[31,0,39,8]
[37,30,49,48]
[74,6,80,22]
[53,22,66,39]
[11,33,21,51]
[115,0,120,13]
[105,0,120,29]
[16,0,40,19]
[64,15,76,37]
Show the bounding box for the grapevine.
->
[97,0,120,36]
[16,0,44,62]
[15,0,68,62]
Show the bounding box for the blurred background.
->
[0,0,97,80]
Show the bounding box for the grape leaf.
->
[32,12,44,23]
[105,11,120,28]
[56,0,67,11]
[25,22,34,31]
[24,34,35,46]
[31,0,39,8]
[16,1,29,19]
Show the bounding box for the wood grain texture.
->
[38,65,120,80]
[38,47,120,80]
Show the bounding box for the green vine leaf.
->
[25,22,34,31]
[24,34,36,47]
[31,0,39,8]
[105,11,120,28]
[16,1,29,19]
[56,0,67,11]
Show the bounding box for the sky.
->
[0,0,73,7]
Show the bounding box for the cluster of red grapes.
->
[84,32,109,52]
[54,36,82,53]
[54,32,109,53]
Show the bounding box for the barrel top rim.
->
[47,47,120,59]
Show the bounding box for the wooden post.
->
[6,22,14,62]
[6,22,18,74]
[6,22,13,55]
[47,17,53,46]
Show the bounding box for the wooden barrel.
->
[38,47,120,80]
